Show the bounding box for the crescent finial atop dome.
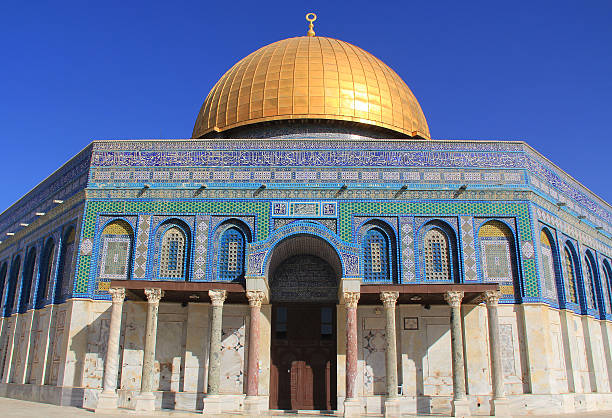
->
[306,13,317,37]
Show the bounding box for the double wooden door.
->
[270,305,336,411]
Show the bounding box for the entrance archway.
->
[267,234,340,411]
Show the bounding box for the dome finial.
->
[306,12,317,37]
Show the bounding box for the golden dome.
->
[192,36,430,139]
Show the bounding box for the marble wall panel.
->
[220,313,245,394]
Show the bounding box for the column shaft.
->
[381,291,399,399]
[344,292,360,400]
[485,291,505,399]
[246,290,264,397]
[445,291,467,400]
[140,288,162,394]
[102,288,125,393]
[207,290,227,395]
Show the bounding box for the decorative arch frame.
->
[358,219,398,284]
[53,224,77,304]
[97,219,135,282]
[4,254,22,316]
[210,218,253,282]
[561,240,582,311]
[18,247,37,313]
[601,258,612,317]
[36,237,56,308]
[416,219,460,283]
[583,249,601,316]
[247,221,359,279]
[539,226,563,304]
[0,262,8,313]
[475,218,522,301]
[150,218,192,281]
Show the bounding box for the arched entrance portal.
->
[268,234,341,411]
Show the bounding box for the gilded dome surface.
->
[192,36,430,139]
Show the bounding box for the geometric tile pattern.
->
[193,215,209,281]
[133,215,151,279]
[460,216,477,281]
[400,216,415,281]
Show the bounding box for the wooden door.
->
[270,305,336,411]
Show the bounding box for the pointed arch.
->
[562,242,579,305]
[18,247,37,313]
[0,262,8,314]
[539,228,560,302]
[53,226,76,304]
[477,220,520,299]
[36,237,56,308]
[360,220,397,283]
[601,259,612,315]
[154,219,191,281]
[216,219,251,282]
[98,219,134,281]
[3,255,22,316]
[583,250,598,312]
[420,220,459,282]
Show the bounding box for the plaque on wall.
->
[403,317,418,330]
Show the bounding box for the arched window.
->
[3,255,21,316]
[18,248,37,313]
[0,263,7,313]
[217,227,246,281]
[478,220,519,297]
[363,228,389,282]
[423,228,452,281]
[99,220,133,280]
[583,254,598,310]
[563,245,578,304]
[539,230,559,301]
[602,260,612,315]
[159,226,187,279]
[54,226,75,304]
[36,238,55,308]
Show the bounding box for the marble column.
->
[244,290,265,414]
[380,291,400,417]
[202,289,227,414]
[135,288,163,412]
[484,290,510,416]
[444,290,470,417]
[95,287,126,411]
[343,291,361,417]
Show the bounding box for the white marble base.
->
[343,398,363,417]
[451,399,471,417]
[94,391,118,412]
[384,398,401,417]
[202,395,224,414]
[243,395,266,414]
[134,392,155,412]
[491,397,511,416]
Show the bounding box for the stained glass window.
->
[363,228,389,282]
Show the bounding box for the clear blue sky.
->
[1,1,611,212]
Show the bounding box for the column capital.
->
[380,291,399,308]
[343,291,360,308]
[144,288,163,304]
[484,289,502,306]
[444,290,464,308]
[108,287,126,303]
[208,289,227,306]
[246,290,265,307]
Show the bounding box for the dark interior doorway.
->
[268,242,340,411]
[270,304,337,411]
